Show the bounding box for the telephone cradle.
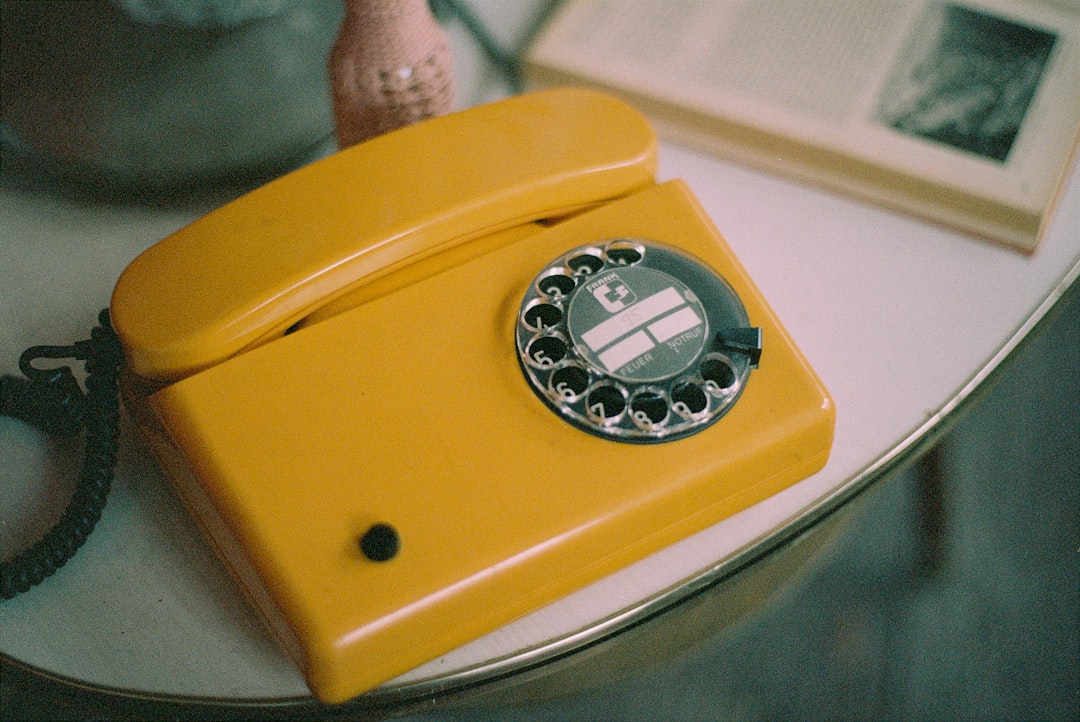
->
[110,88,835,704]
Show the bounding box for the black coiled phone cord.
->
[0,310,123,600]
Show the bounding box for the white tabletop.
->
[2,0,1078,707]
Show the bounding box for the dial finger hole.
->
[566,248,604,276]
[549,363,590,402]
[525,333,568,368]
[671,380,709,419]
[586,382,628,424]
[604,240,644,266]
[536,269,576,299]
[521,299,563,331]
[629,387,670,429]
[700,353,738,395]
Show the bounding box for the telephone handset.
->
[111,89,657,382]
[112,89,834,703]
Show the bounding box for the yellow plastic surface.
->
[132,180,834,703]
[110,88,657,382]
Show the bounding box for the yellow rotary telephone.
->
[110,88,834,703]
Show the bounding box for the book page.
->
[528,0,1080,215]
[682,1,910,126]
[528,1,913,131]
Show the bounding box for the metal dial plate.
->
[516,240,761,443]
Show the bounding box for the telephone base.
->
[130,180,834,703]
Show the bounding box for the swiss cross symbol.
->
[592,277,637,313]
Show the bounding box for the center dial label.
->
[568,267,708,383]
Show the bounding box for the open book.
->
[524,0,1080,253]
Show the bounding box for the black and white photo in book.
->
[875,2,1058,163]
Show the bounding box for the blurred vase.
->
[0,0,343,196]
[329,0,455,148]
